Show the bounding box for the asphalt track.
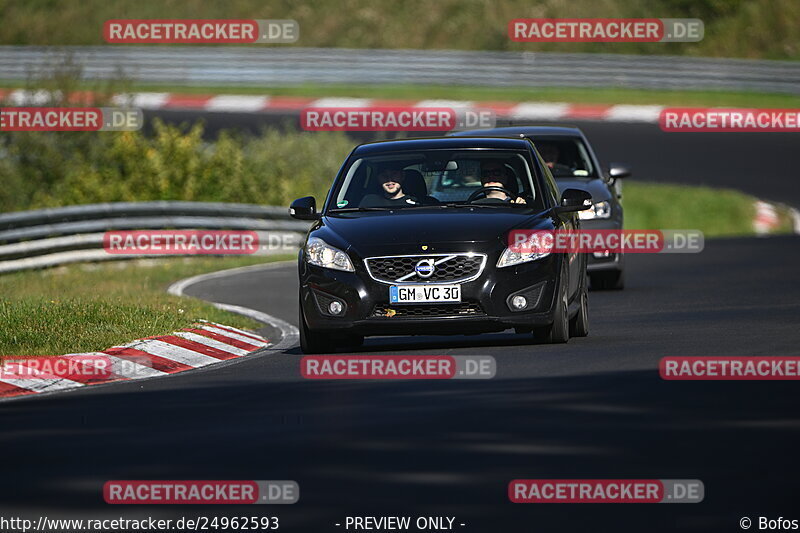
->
[0,114,799,532]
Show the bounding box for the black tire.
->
[569,282,589,337]
[299,299,364,353]
[590,269,625,290]
[532,264,570,344]
[299,302,334,354]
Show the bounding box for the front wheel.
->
[299,308,333,354]
[299,299,364,354]
[532,270,570,344]
[299,298,343,354]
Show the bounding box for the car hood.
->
[554,177,611,202]
[318,208,553,256]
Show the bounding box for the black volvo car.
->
[290,137,592,353]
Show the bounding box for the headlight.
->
[305,237,355,272]
[497,247,550,268]
[578,200,612,220]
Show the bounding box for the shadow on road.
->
[1,368,798,532]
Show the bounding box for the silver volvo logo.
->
[414,259,435,278]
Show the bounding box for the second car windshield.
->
[330,150,542,211]
[533,138,597,178]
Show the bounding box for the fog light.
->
[593,250,611,258]
[329,301,344,315]
[511,295,528,310]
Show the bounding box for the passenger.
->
[359,166,420,207]
[479,161,526,204]
[537,143,560,169]
[537,143,574,175]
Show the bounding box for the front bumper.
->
[300,250,563,336]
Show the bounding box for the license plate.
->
[390,284,461,304]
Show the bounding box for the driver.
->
[479,161,526,204]
[359,165,420,207]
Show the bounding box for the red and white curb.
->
[792,207,800,234]
[0,320,270,400]
[0,88,664,123]
[753,201,781,235]
[752,201,800,235]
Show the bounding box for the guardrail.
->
[0,201,307,274]
[1,46,798,94]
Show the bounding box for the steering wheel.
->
[467,186,514,203]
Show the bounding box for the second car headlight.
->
[306,237,355,272]
[578,200,612,220]
[497,247,550,268]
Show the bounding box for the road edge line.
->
[166,260,299,352]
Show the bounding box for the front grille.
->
[365,254,486,284]
[371,302,485,318]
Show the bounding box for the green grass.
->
[775,206,797,234]
[5,80,800,108]
[623,182,794,237]
[1,0,798,60]
[0,255,292,356]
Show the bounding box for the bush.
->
[0,121,354,211]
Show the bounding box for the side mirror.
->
[289,196,320,220]
[555,188,592,214]
[608,163,632,179]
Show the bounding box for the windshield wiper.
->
[331,207,393,212]
[443,202,530,208]
[396,204,448,209]
[333,204,448,212]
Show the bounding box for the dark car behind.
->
[451,126,630,289]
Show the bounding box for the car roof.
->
[351,136,533,155]
[451,126,585,138]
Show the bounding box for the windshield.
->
[533,137,597,178]
[329,149,544,211]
